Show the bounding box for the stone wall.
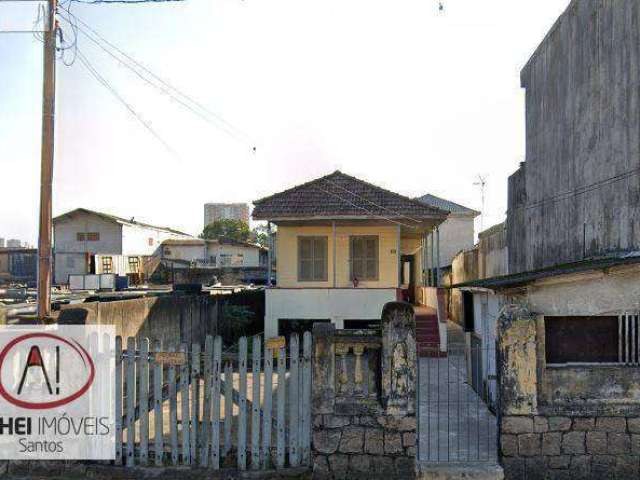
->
[501,414,640,479]
[311,302,417,479]
[497,304,640,479]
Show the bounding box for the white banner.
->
[0,325,115,460]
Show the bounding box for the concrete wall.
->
[57,294,220,346]
[265,288,398,338]
[478,222,508,279]
[436,215,476,268]
[508,0,640,274]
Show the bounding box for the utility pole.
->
[37,0,57,320]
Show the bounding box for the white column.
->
[332,221,337,288]
[397,225,402,287]
[436,227,441,287]
[267,222,272,287]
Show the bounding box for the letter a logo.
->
[17,346,53,395]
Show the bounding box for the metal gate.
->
[418,341,498,464]
[115,332,312,470]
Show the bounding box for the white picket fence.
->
[114,332,312,470]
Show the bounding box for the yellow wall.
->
[276,224,423,289]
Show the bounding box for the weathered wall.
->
[57,294,220,346]
[508,0,640,274]
[478,222,508,279]
[311,303,416,479]
[497,300,640,479]
[436,215,476,268]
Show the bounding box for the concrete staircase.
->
[415,306,445,357]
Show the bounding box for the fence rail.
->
[114,332,312,470]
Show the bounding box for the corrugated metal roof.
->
[416,194,480,217]
[452,251,640,290]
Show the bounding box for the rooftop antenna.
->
[473,175,487,232]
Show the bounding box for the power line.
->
[517,167,640,211]
[312,184,417,229]
[321,177,424,225]
[57,11,256,150]
[75,47,179,157]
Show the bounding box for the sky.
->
[1,0,569,244]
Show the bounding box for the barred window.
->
[298,236,328,282]
[350,235,379,281]
[102,256,113,274]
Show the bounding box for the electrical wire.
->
[75,47,179,157]
[516,167,640,211]
[57,11,256,150]
[312,184,417,229]
[321,177,425,225]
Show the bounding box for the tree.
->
[201,219,250,242]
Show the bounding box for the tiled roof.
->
[416,194,479,217]
[53,208,192,237]
[252,171,448,221]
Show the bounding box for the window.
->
[128,256,140,274]
[278,319,330,339]
[350,236,378,281]
[545,316,620,364]
[102,256,113,274]
[298,236,328,282]
[78,232,99,241]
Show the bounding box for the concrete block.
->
[502,416,533,434]
[595,417,626,432]
[562,431,585,454]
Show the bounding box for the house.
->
[252,170,449,338]
[160,237,267,269]
[53,208,192,284]
[416,193,479,278]
[451,2,640,478]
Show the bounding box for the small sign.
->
[154,352,186,365]
[265,336,286,351]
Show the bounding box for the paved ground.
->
[418,322,498,464]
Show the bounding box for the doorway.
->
[401,254,415,304]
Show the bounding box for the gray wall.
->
[508,0,640,274]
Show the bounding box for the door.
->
[401,255,415,304]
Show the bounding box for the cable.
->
[75,48,179,157]
[516,167,640,211]
[312,184,417,229]
[322,177,424,224]
[57,11,256,150]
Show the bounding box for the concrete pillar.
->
[496,304,538,416]
[267,222,273,287]
[311,322,336,414]
[332,221,336,288]
[397,225,402,287]
[381,302,417,415]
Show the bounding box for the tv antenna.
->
[473,175,487,232]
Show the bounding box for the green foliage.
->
[253,231,268,246]
[201,219,250,242]
[222,304,254,339]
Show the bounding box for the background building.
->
[0,238,4,248]
[53,208,192,284]
[203,203,250,227]
[6,239,22,248]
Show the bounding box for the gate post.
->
[311,304,417,479]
